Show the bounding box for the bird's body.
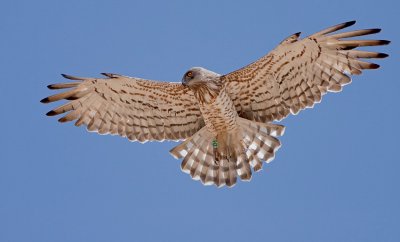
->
[198,85,237,134]
[171,67,285,186]
[42,21,389,187]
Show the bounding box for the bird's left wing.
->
[222,21,389,122]
[41,73,204,142]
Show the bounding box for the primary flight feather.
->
[42,21,389,187]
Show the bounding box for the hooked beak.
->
[182,78,188,87]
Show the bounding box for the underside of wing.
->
[41,73,204,142]
[222,21,390,122]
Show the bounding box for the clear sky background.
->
[1,0,399,241]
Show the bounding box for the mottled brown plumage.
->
[42,21,389,187]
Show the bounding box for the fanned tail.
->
[170,118,285,187]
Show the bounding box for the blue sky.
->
[1,0,399,241]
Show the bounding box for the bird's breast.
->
[198,88,238,135]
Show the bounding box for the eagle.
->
[41,21,389,187]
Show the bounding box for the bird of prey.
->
[42,21,389,187]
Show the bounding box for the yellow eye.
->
[186,71,193,78]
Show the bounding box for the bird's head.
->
[181,67,221,88]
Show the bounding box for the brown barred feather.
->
[222,21,389,122]
[42,74,204,141]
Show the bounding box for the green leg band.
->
[212,139,218,149]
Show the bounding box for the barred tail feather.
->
[169,119,285,187]
[237,118,284,178]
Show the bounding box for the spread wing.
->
[222,21,390,122]
[41,73,204,142]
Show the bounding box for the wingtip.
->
[378,53,389,58]
[46,110,57,116]
[40,97,50,103]
[370,63,380,69]
[101,72,120,78]
[61,74,85,80]
[47,84,60,90]
[58,117,68,123]
[101,72,114,78]
[346,20,357,26]
[370,28,382,34]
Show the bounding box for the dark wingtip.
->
[370,28,382,34]
[370,63,380,69]
[381,40,391,45]
[101,72,118,78]
[46,110,57,116]
[47,84,59,90]
[40,97,50,103]
[58,117,68,123]
[294,32,301,37]
[346,20,356,26]
[337,20,356,29]
[377,53,389,58]
[61,73,84,80]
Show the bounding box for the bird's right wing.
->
[41,73,204,142]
